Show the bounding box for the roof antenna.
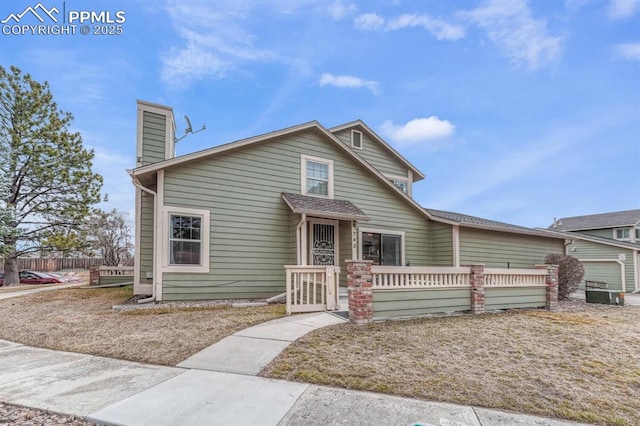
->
[175,115,206,143]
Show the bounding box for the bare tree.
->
[86,208,133,266]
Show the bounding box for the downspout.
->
[130,175,158,304]
[296,213,307,265]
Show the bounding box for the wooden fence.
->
[0,258,104,272]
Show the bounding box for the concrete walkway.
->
[0,282,86,300]
[0,310,589,425]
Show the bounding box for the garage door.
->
[581,260,623,292]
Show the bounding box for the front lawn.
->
[262,303,640,426]
[0,286,285,365]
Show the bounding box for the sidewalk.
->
[0,311,588,426]
[0,282,86,300]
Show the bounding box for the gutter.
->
[130,174,158,304]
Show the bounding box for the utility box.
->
[585,289,624,305]
[584,280,624,306]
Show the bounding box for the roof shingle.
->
[282,193,370,221]
[548,209,640,231]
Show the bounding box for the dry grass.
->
[0,286,285,366]
[262,304,640,426]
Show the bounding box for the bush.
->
[544,253,585,300]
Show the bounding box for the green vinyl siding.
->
[373,288,470,319]
[141,111,166,165]
[460,228,563,269]
[138,190,155,288]
[579,228,618,239]
[566,239,636,292]
[332,128,409,178]
[485,287,546,310]
[100,275,134,286]
[338,220,354,287]
[430,221,453,266]
[160,128,432,300]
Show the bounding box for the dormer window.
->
[615,228,630,240]
[392,179,408,194]
[301,154,334,198]
[351,130,363,150]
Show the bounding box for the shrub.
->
[544,254,585,300]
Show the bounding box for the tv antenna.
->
[175,115,206,143]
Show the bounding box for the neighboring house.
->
[547,210,640,293]
[131,100,565,301]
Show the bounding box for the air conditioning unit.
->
[585,289,625,305]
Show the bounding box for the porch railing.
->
[284,265,340,315]
[371,266,471,288]
[99,266,135,276]
[484,268,547,287]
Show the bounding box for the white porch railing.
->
[284,265,340,315]
[484,268,547,287]
[371,266,471,288]
[99,266,134,276]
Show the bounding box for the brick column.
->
[536,264,558,311]
[89,265,99,286]
[347,260,373,324]
[469,264,485,314]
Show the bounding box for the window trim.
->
[358,227,406,266]
[614,228,630,241]
[162,206,210,273]
[385,174,411,196]
[351,129,363,150]
[301,154,334,199]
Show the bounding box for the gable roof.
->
[282,193,370,221]
[549,209,640,231]
[132,119,451,225]
[544,229,640,251]
[329,120,425,182]
[427,208,565,239]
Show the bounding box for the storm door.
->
[309,219,339,266]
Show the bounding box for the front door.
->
[309,219,339,266]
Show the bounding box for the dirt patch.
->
[262,301,640,426]
[0,286,285,366]
[0,402,96,425]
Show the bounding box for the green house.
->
[548,210,640,293]
[130,100,565,301]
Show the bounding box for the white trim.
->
[452,225,460,267]
[161,204,211,274]
[407,170,413,197]
[358,227,406,266]
[579,258,626,293]
[351,129,363,150]
[155,170,165,300]
[301,154,334,199]
[307,218,339,266]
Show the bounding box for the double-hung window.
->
[301,155,334,198]
[163,207,210,273]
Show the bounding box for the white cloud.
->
[318,73,379,94]
[386,14,465,40]
[614,42,640,60]
[353,12,385,30]
[608,0,640,19]
[161,0,279,88]
[381,117,455,146]
[461,0,563,70]
[354,12,464,41]
[328,0,357,21]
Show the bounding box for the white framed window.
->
[614,228,630,240]
[162,206,210,273]
[301,154,334,198]
[385,174,411,196]
[359,227,405,266]
[635,228,640,240]
[351,130,363,150]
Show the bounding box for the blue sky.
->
[1,0,638,228]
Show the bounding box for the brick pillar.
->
[89,265,99,286]
[469,264,485,314]
[536,264,558,311]
[347,260,373,324]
